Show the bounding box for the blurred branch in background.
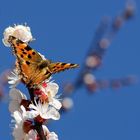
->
[61,1,137,111]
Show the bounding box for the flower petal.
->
[2,26,15,47]
[12,126,25,140]
[46,107,60,120]
[47,83,59,97]
[9,100,20,113]
[12,111,23,124]
[25,129,37,140]
[49,98,62,110]
[9,88,26,102]
[8,70,21,88]
[47,132,58,140]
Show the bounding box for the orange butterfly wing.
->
[8,36,45,86]
[8,36,42,63]
[8,36,79,87]
[49,62,79,73]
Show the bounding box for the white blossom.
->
[8,69,21,88]
[39,81,62,110]
[9,88,27,113]
[24,129,38,140]
[26,125,59,140]
[47,132,59,140]
[2,24,33,47]
[29,101,60,120]
[12,106,34,140]
[43,125,59,140]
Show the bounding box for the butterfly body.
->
[8,36,79,88]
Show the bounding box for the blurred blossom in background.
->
[0,0,140,140]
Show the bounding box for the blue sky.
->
[0,0,140,139]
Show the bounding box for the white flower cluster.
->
[3,24,33,47]
[9,81,61,140]
[3,24,61,140]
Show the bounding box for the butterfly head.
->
[8,35,16,46]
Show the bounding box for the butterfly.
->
[8,36,79,88]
